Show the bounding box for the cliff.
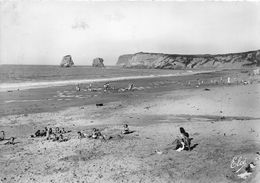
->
[116,50,260,69]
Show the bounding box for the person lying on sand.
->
[0,131,5,141]
[173,127,191,151]
[4,137,16,145]
[121,124,130,134]
[119,83,135,92]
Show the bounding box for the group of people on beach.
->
[30,127,71,142]
[77,124,131,141]
[28,123,132,143]
[75,82,135,93]
[30,124,191,152]
[3,123,192,152]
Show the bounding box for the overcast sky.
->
[0,1,260,65]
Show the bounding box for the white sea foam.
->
[0,71,211,92]
[4,99,41,103]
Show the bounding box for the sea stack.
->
[60,55,74,67]
[92,58,105,67]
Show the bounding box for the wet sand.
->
[0,69,260,183]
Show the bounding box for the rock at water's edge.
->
[60,55,74,67]
[92,58,105,67]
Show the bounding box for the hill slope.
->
[116,50,260,69]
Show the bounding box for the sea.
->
[0,65,190,91]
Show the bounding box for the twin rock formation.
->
[117,50,260,69]
[60,56,105,68]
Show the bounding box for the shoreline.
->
[0,70,213,92]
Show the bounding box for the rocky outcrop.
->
[60,55,74,67]
[116,50,260,69]
[92,58,105,67]
[117,54,133,66]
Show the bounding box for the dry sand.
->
[0,69,260,183]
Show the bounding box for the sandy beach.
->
[0,69,260,183]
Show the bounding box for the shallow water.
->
[0,65,179,83]
[0,65,201,91]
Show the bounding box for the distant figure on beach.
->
[0,131,5,141]
[174,127,191,151]
[220,77,224,84]
[88,83,92,91]
[122,124,130,134]
[104,82,110,91]
[227,77,231,84]
[127,83,134,91]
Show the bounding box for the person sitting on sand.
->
[51,133,68,142]
[51,133,60,141]
[76,83,81,91]
[55,127,61,134]
[58,134,69,142]
[77,131,86,139]
[0,131,5,141]
[121,124,130,134]
[174,127,191,151]
[180,127,191,151]
[31,127,47,138]
[61,128,69,134]
[127,83,134,91]
[90,128,105,140]
[46,127,56,140]
[46,127,51,140]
